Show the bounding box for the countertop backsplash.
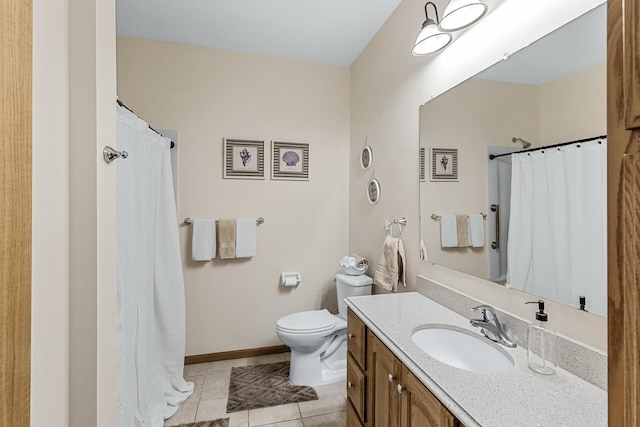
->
[417,275,607,390]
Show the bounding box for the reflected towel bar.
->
[183,217,265,226]
[431,213,487,221]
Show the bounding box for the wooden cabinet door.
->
[399,366,457,427]
[368,331,402,427]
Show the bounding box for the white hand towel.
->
[191,219,216,261]
[440,214,458,248]
[235,218,257,258]
[468,214,485,248]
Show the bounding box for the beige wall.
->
[117,37,351,355]
[539,62,607,144]
[32,0,118,425]
[350,0,607,351]
[32,0,70,425]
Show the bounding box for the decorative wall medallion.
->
[361,145,373,170]
[367,178,381,204]
[272,141,309,180]
[430,147,458,182]
[223,138,265,179]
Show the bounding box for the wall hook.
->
[103,146,129,163]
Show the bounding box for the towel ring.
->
[385,221,404,238]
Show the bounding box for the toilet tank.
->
[336,273,373,319]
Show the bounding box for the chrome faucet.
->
[470,305,517,348]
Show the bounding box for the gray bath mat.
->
[175,419,229,427]
[226,361,318,412]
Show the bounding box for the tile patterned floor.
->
[164,353,347,427]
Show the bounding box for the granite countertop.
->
[346,292,607,427]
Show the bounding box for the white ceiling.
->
[475,3,606,85]
[116,0,402,66]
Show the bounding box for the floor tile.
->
[183,375,205,404]
[247,352,291,366]
[163,401,198,426]
[298,393,346,419]
[257,420,304,427]
[184,362,212,378]
[206,358,249,375]
[301,411,346,427]
[196,397,249,427]
[248,402,301,426]
[201,372,232,400]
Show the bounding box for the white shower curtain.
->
[506,139,607,317]
[116,105,193,427]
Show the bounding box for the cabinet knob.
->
[397,384,404,394]
[348,333,354,339]
[347,381,354,389]
[388,373,396,383]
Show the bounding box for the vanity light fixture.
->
[439,0,488,31]
[412,2,452,56]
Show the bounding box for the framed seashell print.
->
[223,138,265,179]
[430,147,458,182]
[271,141,309,180]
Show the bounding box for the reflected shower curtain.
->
[506,139,607,317]
[116,105,193,426]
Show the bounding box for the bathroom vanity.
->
[345,293,606,427]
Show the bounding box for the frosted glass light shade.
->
[412,23,452,56]
[439,0,488,31]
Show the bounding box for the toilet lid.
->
[276,309,337,334]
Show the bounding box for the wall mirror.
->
[419,4,607,317]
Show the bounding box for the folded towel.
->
[191,219,216,261]
[218,219,237,259]
[235,218,257,258]
[468,214,485,248]
[351,254,369,269]
[373,236,406,292]
[440,214,458,248]
[456,215,470,247]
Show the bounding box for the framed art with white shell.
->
[271,141,309,181]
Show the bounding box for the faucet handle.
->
[472,304,498,321]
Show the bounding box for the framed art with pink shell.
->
[271,141,309,181]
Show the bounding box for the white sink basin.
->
[411,326,514,374]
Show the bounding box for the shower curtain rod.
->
[488,134,606,160]
[117,99,175,149]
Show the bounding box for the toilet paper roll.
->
[281,272,301,287]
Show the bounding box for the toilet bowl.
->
[275,274,373,386]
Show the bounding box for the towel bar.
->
[183,217,265,226]
[431,213,487,221]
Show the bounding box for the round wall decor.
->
[367,178,381,204]
[360,145,373,169]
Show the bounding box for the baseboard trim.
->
[185,345,290,365]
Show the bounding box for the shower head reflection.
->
[512,137,532,149]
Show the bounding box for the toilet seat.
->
[276,309,339,334]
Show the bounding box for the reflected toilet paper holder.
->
[281,272,301,287]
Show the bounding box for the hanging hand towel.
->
[218,219,237,259]
[191,219,216,261]
[420,238,429,261]
[373,236,406,292]
[235,218,257,258]
[468,214,485,248]
[440,214,458,248]
[456,215,470,247]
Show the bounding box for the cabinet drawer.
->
[347,354,366,423]
[347,308,366,369]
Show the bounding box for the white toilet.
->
[275,273,373,386]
